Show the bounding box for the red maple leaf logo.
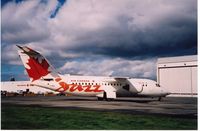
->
[26,57,50,81]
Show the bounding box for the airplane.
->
[16,45,170,101]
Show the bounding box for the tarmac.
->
[1,96,197,118]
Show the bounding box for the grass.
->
[1,104,197,130]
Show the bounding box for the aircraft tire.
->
[107,98,114,101]
[103,92,108,101]
[158,97,162,101]
[97,97,104,101]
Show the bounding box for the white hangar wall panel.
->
[191,67,197,94]
[157,55,197,97]
[159,67,192,95]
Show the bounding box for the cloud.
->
[60,57,157,79]
[1,0,197,80]
[47,0,197,58]
[2,0,56,43]
[1,44,22,65]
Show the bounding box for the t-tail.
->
[17,45,59,82]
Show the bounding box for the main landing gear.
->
[158,97,162,101]
[97,92,114,101]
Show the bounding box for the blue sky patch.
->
[50,0,66,18]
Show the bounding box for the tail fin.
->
[17,45,59,82]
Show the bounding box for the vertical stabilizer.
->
[17,45,59,82]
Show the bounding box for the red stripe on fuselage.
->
[55,78,103,93]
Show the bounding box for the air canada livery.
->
[16,45,170,101]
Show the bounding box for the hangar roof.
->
[157,55,197,64]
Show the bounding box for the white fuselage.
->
[33,74,169,98]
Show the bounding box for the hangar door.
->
[158,66,197,97]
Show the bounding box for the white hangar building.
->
[157,55,197,97]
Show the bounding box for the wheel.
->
[158,97,162,101]
[103,91,108,101]
[97,97,104,101]
[107,98,114,101]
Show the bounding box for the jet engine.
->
[123,79,143,94]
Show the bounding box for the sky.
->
[1,0,197,81]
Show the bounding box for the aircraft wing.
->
[102,77,129,83]
[114,77,129,81]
